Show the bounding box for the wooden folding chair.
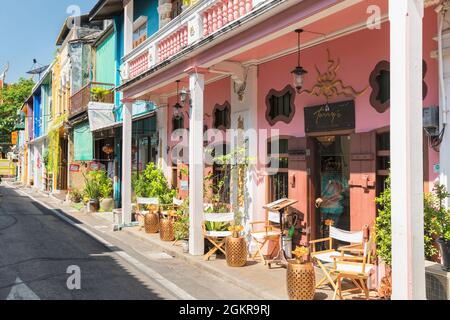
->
[330,234,374,300]
[136,197,160,231]
[250,210,282,266]
[202,212,234,261]
[310,226,364,292]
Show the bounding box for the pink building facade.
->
[118,0,439,249]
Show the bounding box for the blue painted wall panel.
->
[134,0,159,37]
[33,93,41,138]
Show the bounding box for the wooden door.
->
[288,137,308,244]
[306,137,320,242]
[349,132,377,231]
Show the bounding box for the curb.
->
[121,227,282,300]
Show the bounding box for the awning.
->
[88,102,116,132]
[74,122,93,161]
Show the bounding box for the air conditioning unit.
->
[423,106,440,136]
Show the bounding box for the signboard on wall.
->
[69,164,81,172]
[304,100,355,133]
[11,132,18,145]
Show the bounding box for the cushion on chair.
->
[334,263,374,274]
[312,250,352,263]
[205,231,232,238]
[251,231,280,239]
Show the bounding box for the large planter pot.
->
[225,236,247,267]
[145,212,160,234]
[437,238,450,271]
[287,260,316,300]
[87,199,99,213]
[100,198,114,212]
[160,219,175,241]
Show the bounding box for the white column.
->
[124,0,134,56]
[122,101,133,224]
[188,70,205,256]
[389,0,426,300]
[157,96,169,178]
[230,64,259,224]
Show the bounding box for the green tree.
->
[0,78,34,136]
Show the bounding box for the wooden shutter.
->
[349,132,377,231]
[288,137,308,244]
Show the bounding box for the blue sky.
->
[0,0,98,83]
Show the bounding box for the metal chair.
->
[202,212,234,261]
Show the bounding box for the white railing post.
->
[188,12,204,45]
[389,0,426,300]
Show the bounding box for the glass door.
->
[314,135,350,239]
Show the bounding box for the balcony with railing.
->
[123,0,264,83]
[69,82,115,118]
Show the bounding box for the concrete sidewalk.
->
[12,182,378,300]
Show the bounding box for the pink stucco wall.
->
[167,76,231,159]
[257,8,439,184]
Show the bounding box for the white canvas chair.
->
[330,234,374,300]
[310,226,364,292]
[250,210,282,265]
[202,212,234,261]
[136,197,160,231]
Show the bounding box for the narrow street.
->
[0,184,260,300]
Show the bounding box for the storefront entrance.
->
[309,135,351,240]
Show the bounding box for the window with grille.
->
[213,102,231,130]
[376,131,390,196]
[265,86,296,126]
[172,114,184,132]
[267,138,289,202]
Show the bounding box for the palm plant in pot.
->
[98,171,114,212]
[83,171,101,213]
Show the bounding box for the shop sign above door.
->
[304,100,355,133]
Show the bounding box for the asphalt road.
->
[0,184,259,300]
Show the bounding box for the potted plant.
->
[98,171,114,212]
[225,225,247,267]
[69,188,83,204]
[91,87,111,103]
[83,171,101,213]
[287,246,316,300]
[375,176,442,299]
[133,163,176,233]
[425,183,450,271]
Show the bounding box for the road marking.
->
[7,277,40,300]
[13,186,196,300]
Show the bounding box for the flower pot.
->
[87,199,99,213]
[225,236,247,267]
[100,198,114,212]
[160,219,175,241]
[286,260,316,300]
[181,240,189,253]
[145,212,160,234]
[437,238,450,271]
